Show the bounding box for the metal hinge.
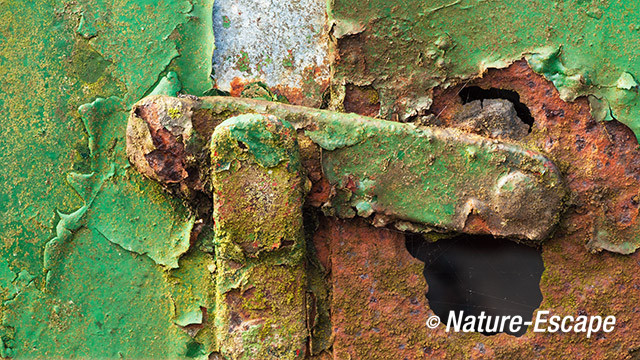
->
[126,94,566,359]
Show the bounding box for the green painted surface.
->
[318,121,566,242]
[3,0,640,357]
[330,0,640,140]
[0,0,216,358]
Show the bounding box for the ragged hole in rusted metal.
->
[431,60,640,254]
[459,86,535,131]
[405,233,544,337]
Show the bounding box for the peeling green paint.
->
[225,114,299,168]
[1,0,216,357]
[150,71,182,97]
[330,0,640,141]
[76,13,97,39]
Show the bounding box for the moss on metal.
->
[3,0,640,358]
[0,0,217,357]
[211,114,307,359]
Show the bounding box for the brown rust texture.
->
[129,101,188,184]
[343,84,381,118]
[297,134,332,208]
[316,60,640,359]
[272,64,330,107]
[314,217,449,359]
[315,216,640,359]
[432,60,640,254]
[228,64,330,107]
[126,96,211,201]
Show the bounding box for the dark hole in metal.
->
[459,86,535,132]
[405,233,544,337]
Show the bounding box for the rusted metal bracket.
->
[211,114,307,359]
[126,95,567,359]
[128,95,567,242]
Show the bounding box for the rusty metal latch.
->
[126,95,566,359]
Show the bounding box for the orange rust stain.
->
[308,62,640,358]
[462,212,492,234]
[307,178,332,207]
[432,60,640,248]
[311,216,332,272]
[227,64,329,108]
[229,77,251,98]
[273,84,305,105]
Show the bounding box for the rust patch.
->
[126,96,211,206]
[343,84,381,117]
[274,65,331,107]
[462,212,492,234]
[311,217,332,272]
[131,102,188,184]
[229,77,251,98]
[318,214,640,359]
[431,60,640,253]
[336,33,367,77]
[310,66,640,355]
[297,133,332,207]
[316,216,449,359]
[274,85,304,105]
[192,107,225,142]
[308,178,332,208]
[227,65,330,107]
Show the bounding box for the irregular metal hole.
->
[405,233,544,337]
[459,86,535,131]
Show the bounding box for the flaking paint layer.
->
[0,0,217,357]
[330,0,640,141]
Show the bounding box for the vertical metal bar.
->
[211,113,307,359]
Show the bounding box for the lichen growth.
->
[211,114,307,359]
